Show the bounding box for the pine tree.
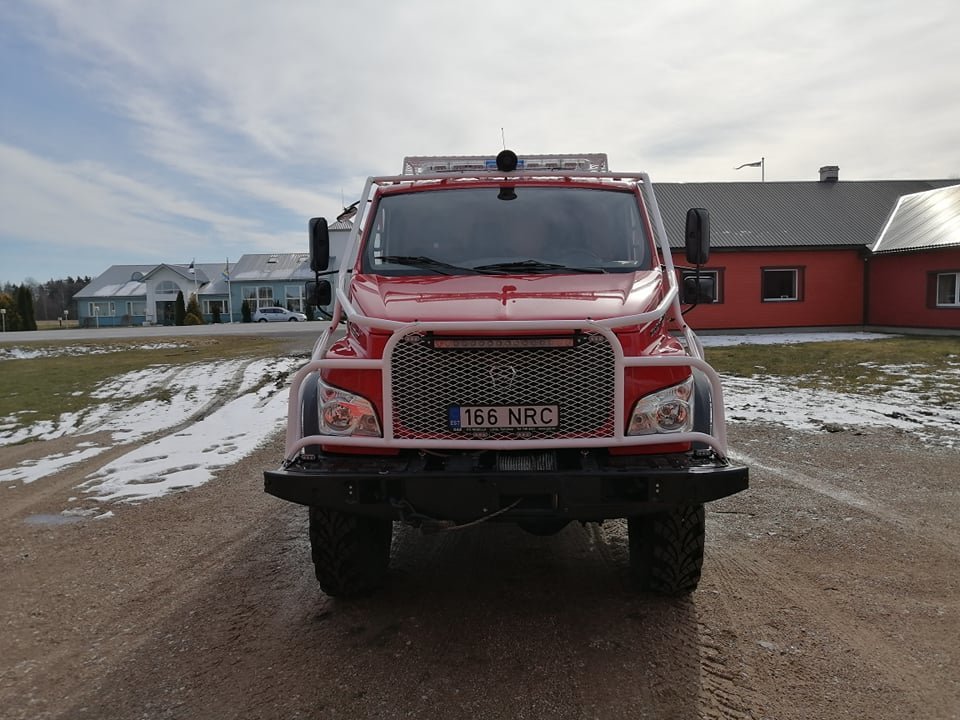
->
[241,300,252,323]
[174,291,186,326]
[16,285,37,331]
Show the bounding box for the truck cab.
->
[265,151,748,597]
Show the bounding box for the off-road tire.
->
[308,507,393,598]
[628,504,705,595]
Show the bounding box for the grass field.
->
[706,337,960,406]
[35,320,81,331]
[1,335,958,434]
[0,336,294,430]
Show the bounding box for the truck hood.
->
[349,272,665,323]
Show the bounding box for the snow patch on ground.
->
[0,445,109,485]
[721,374,960,448]
[0,359,247,448]
[0,357,297,488]
[0,343,188,362]
[699,331,892,347]
[2,332,957,513]
[80,358,299,502]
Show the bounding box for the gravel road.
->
[1,417,957,720]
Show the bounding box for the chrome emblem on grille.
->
[489,365,517,389]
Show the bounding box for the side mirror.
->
[309,217,330,272]
[306,280,332,307]
[684,208,710,265]
[681,272,716,304]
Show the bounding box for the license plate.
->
[448,405,559,431]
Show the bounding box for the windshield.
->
[361,186,653,275]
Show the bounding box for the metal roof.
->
[75,257,311,300]
[651,179,960,250]
[141,263,209,284]
[227,253,313,282]
[73,265,155,298]
[872,185,960,254]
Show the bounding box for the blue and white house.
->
[75,262,223,326]
[73,221,352,326]
[72,257,318,327]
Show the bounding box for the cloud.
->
[2,0,959,282]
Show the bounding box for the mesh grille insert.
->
[390,334,616,440]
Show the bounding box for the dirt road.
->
[1,422,957,720]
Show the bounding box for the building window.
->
[155,280,180,295]
[285,285,304,312]
[762,267,802,302]
[88,301,115,317]
[203,300,226,314]
[125,301,146,316]
[936,272,960,307]
[242,286,275,309]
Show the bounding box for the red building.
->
[866,185,960,330]
[654,169,960,332]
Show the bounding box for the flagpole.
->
[226,257,233,323]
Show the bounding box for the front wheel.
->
[628,504,705,595]
[308,507,393,597]
[257,318,267,322]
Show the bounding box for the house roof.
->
[141,263,209,284]
[652,179,960,250]
[871,184,960,254]
[73,265,155,298]
[227,253,313,283]
[74,256,310,301]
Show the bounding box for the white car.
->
[253,307,307,322]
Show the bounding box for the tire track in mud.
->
[586,519,760,719]
[707,440,960,718]
[1,439,292,720]
[697,620,757,720]
[729,448,960,553]
[705,544,953,718]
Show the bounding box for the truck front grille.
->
[389,334,616,440]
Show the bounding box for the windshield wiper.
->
[472,259,606,274]
[375,255,478,275]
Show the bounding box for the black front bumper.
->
[264,450,748,522]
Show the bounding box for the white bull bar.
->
[282,168,729,462]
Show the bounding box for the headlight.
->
[627,376,695,435]
[317,382,381,437]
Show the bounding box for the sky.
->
[2,0,959,285]
[2,332,957,517]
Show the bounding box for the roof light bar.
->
[401,153,609,175]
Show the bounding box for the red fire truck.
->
[265,150,748,597]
